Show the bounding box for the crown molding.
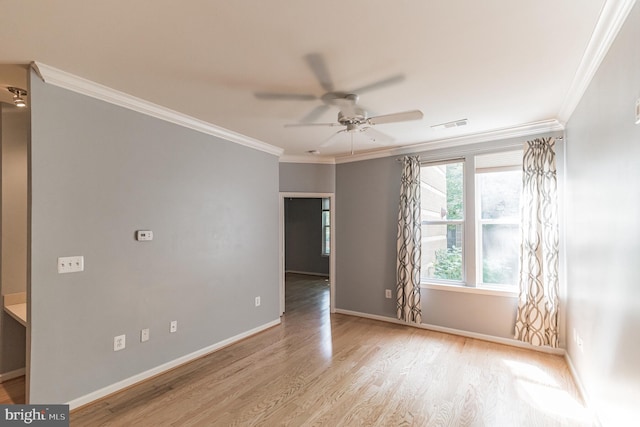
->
[31,62,284,157]
[557,0,637,123]
[279,155,336,164]
[334,119,564,164]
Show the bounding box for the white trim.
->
[0,368,26,383]
[334,120,564,164]
[421,282,519,298]
[334,308,565,355]
[66,319,280,410]
[565,352,601,426]
[31,62,284,157]
[557,0,637,123]
[279,155,336,164]
[280,192,336,316]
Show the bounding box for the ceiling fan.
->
[255,52,424,152]
[285,109,424,153]
[254,52,408,123]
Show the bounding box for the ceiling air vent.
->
[431,118,468,130]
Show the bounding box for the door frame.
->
[279,192,335,315]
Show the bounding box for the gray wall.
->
[285,198,329,275]
[0,104,28,374]
[335,135,561,339]
[28,71,280,404]
[564,3,640,425]
[279,162,335,193]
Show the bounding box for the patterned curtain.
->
[514,137,560,347]
[397,155,422,323]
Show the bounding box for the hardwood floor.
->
[0,375,25,404]
[69,274,591,425]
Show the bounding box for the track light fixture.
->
[7,87,27,108]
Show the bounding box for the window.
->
[321,198,330,256]
[420,151,523,289]
[420,160,465,282]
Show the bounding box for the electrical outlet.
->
[114,334,126,351]
[57,256,84,273]
[385,289,392,299]
[170,320,177,333]
[576,334,584,353]
[141,328,150,342]
[255,296,261,307]
[135,230,153,241]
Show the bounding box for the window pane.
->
[324,226,330,255]
[479,170,522,220]
[421,223,463,282]
[445,163,464,220]
[421,161,464,221]
[322,197,330,210]
[481,224,519,285]
[322,211,330,226]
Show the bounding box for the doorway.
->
[0,64,30,404]
[279,193,335,315]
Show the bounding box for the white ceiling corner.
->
[557,0,638,124]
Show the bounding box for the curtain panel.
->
[514,137,560,347]
[397,155,422,323]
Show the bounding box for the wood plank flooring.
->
[0,375,25,404]
[14,273,595,425]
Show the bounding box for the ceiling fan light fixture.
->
[7,87,28,108]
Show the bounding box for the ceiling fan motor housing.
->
[321,92,359,104]
[337,110,368,126]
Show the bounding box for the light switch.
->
[136,230,153,241]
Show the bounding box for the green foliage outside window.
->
[434,246,462,280]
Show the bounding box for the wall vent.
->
[431,118,468,130]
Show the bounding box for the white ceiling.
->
[0,1,618,160]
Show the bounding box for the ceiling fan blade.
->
[300,105,330,123]
[368,110,424,125]
[350,74,405,94]
[305,53,334,93]
[284,122,341,128]
[362,127,394,144]
[319,129,347,148]
[254,92,317,101]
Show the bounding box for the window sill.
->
[420,282,519,298]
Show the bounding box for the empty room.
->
[0,1,639,426]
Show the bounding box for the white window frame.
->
[321,198,330,257]
[420,159,467,284]
[474,165,521,291]
[420,149,523,295]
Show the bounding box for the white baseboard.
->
[334,308,565,355]
[67,318,281,410]
[0,368,26,383]
[285,270,329,277]
[565,352,601,426]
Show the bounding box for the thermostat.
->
[136,230,153,241]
